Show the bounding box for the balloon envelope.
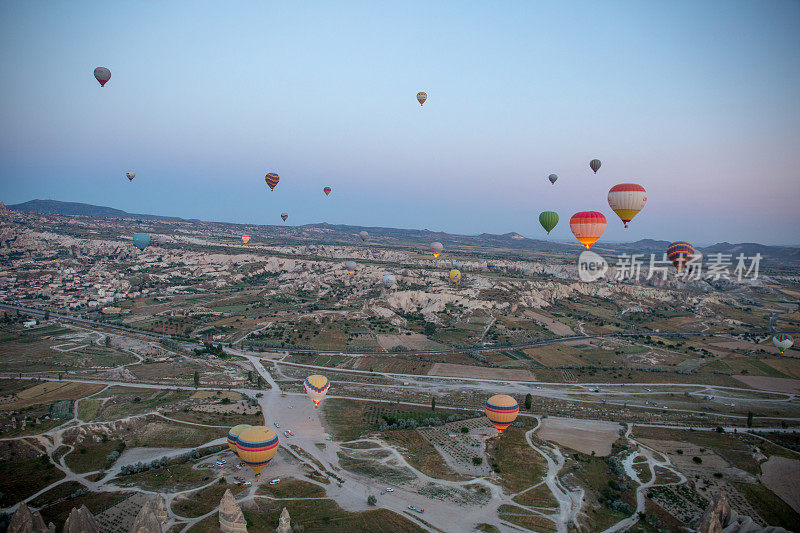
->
[449,269,461,283]
[227,424,251,454]
[242,235,250,244]
[236,426,279,475]
[569,212,606,249]
[157,235,167,245]
[94,67,111,86]
[281,213,288,222]
[265,173,279,190]
[125,171,135,181]
[590,159,601,173]
[608,184,647,228]
[133,233,151,251]
[548,174,558,184]
[345,260,357,274]
[539,211,559,235]
[303,375,330,406]
[453,261,463,270]
[324,187,332,196]
[430,242,443,258]
[359,231,368,241]
[382,274,396,288]
[773,334,793,354]
[667,241,695,272]
[485,394,519,434]
[417,92,427,106]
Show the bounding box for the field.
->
[171,482,248,517]
[428,362,537,381]
[382,430,468,481]
[4,381,106,409]
[759,455,800,514]
[537,417,621,457]
[485,426,547,492]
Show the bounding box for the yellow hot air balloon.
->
[449,269,461,284]
[303,375,330,407]
[236,426,279,476]
[607,184,647,228]
[485,395,519,434]
[227,424,251,454]
[417,92,427,106]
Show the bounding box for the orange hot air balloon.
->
[417,92,427,106]
[484,395,519,434]
[265,173,280,191]
[241,235,250,244]
[323,186,332,196]
[569,211,607,250]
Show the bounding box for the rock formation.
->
[699,493,731,533]
[8,502,48,533]
[276,507,291,533]
[62,505,99,533]
[218,489,247,533]
[130,500,162,533]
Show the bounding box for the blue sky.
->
[1,1,798,244]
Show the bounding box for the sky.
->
[1,1,799,245]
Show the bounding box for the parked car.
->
[269,478,281,485]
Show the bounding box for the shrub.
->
[692,456,702,464]
[472,457,483,466]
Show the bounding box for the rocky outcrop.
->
[8,502,48,533]
[275,507,291,533]
[699,493,731,533]
[130,500,162,533]
[62,505,99,533]
[218,489,247,533]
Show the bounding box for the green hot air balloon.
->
[539,212,559,235]
[133,233,151,251]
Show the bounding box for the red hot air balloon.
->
[569,212,607,250]
[265,173,279,191]
[323,187,331,196]
[94,67,111,87]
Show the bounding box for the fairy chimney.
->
[8,502,48,533]
[218,489,247,533]
[699,492,732,533]
[276,508,291,533]
[62,505,99,533]
[130,500,162,533]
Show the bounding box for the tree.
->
[367,495,376,506]
[524,393,532,410]
[747,411,753,428]
[423,322,436,336]
[431,396,436,412]
[105,336,111,347]
[257,375,263,388]
[193,371,200,389]
[44,310,50,321]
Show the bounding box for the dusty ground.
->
[536,417,619,456]
[428,363,536,381]
[732,375,800,393]
[760,455,800,513]
[524,311,575,336]
[3,381,106,409]
[375,334,446,351]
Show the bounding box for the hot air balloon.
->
[308,244,317,253]
[569,212,606,250]
[227,424,251,454]
[773,334,793,354]
[608,184,647,228]
[359,231,368,242]
[666,241,695,272]
[590,159,601,174]
[133,233,151,251]
[449,269,461,284]
[303,375,330,407]
[281,213,288,222]
[94,67,111,87]
[453,261,463,270]
[485,395,519,434]
[236,426,279,476]
[539,211,559,235]
[417,92,427,106]
[345,261,357,274]
[548,174,558,185]
[382,274,396,289]
[430,242,443,258]
[323,187,332,196]
[265,173,280,191]
[125,171,135,182]
[242,235,250,244]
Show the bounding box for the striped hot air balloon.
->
[303,375,330,407]
[569,212,606,250]
[485,395,519,434]
[589,159,601,173]
[667,241,695,272]
[773,334,793,354]
[608,184,647,228]
[227,424,251,454]
[323,186,332,196]
[417,92,427,106]
[539,211,559,235]
[241,235,250,244]
[265,173,280,190]
[236,426,279,476]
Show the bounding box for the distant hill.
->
[7,199,184,221]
